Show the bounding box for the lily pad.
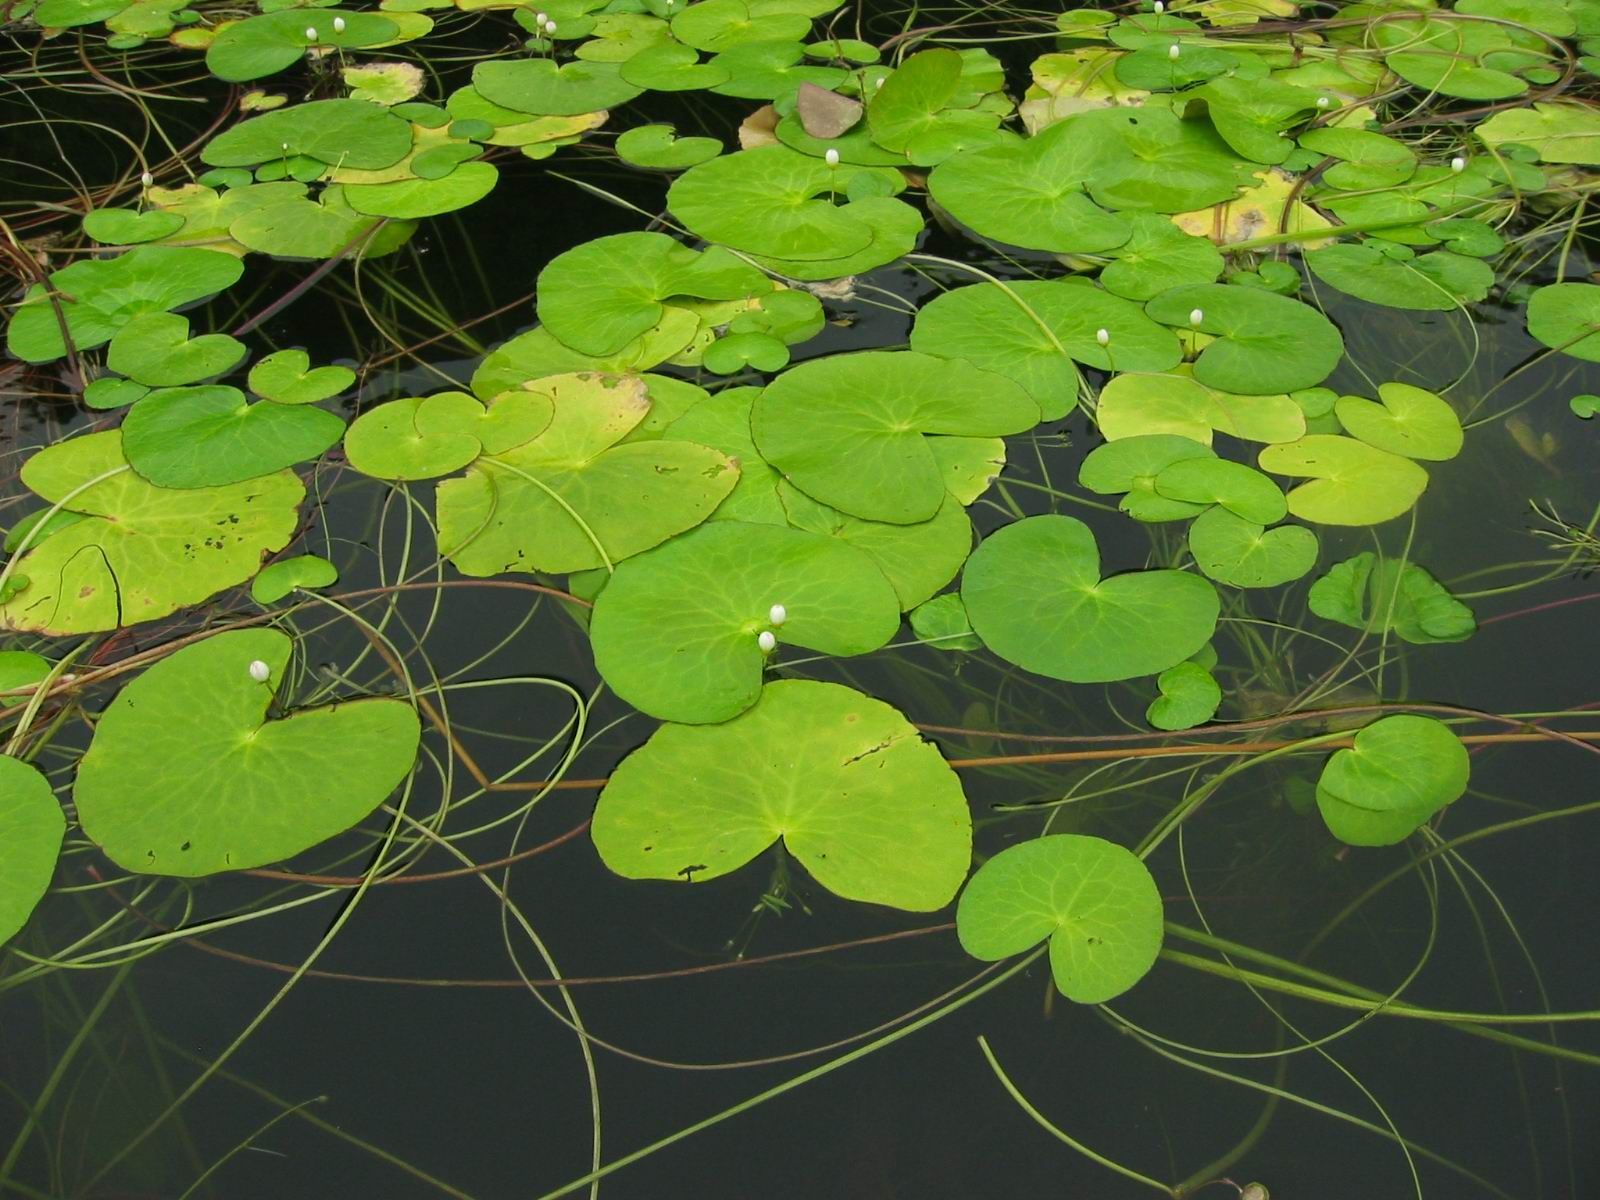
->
[1333,382,1462,461]
[344,162,499,218]
[83,208,185,245]
[1188,505,1318,588]
[751,351,1039,524]
[1476,101,1600,164]
[909,592,982,651]
[866,47,963,153]
[0,431,302,635]
[122,386,344,488]
[1072,105,1261,214]
[1305,243,1494,311]
[251,553,339,604]
[1095,372,1306,445]
[1152,456,1287,524]
[1308,552,1475,644]
[1145,285,1345,394]
[961,515,1219,683]
[1315,714,1470,846]
[472,58,643,116]
[671,0,811,52]
[593,679,972,911]
[345,389,554,480]
[248,349,355,405]
[105,312,246,388]
[1146,660,1222,731]
[658,386,785,524]
[437,373,737,574]
[956,834,1164,1003]
[0,757,65,947]
[1078,433,1215,522]
[616,124,723,168]
[1257,435,1429,526]
[203,99,413,170]
[590,520,900,723]
[1099,212,1225,301]
[205,9,401,82]
[1526,282,1600,361]
[74,629,420,876]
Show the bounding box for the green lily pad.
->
[590,520,899,723]
[1194,75,1319,164]
[1095,372,1306,445]
[1334,382,1462,461]
[471,318,700,398]
[593,679,971,910]
[84,377,150,411]
[1078,433,1214,522]
[658,386,785,524]
[1377,15,1530,101]
[75,628,419,876]
[616,123,723,168]
[1476,101,1600,164]
[1072,105,1261,214]
[708,40,847,100]
[1153,456,1287,524]
[702,331,789,374]
[0,757,64,946]
[741,194,921,281]
[961,514,1219,683]
[83,208,186,245]
[1571,394,1600,418]
[345,388,554,480]
[105,312,246,388]
[751,351,1039,524]
[248,349,355,405]
[1305,243,1494,311]
[956,833,1164,1003]
[1188,505,1318,588]
[0,430,302,635]
[537,232,767,356]
[1145,285,1345,394]
[251,553,339,604]
[1298,126,1417,190]
[1147,660,1222,731]
[122,386,344,488]
[617,42,732,90]
[1315,714,1470,846]
[472,58,643,116]
[205,9,401,82]
[1099,212,1225,302]
[6,246,245,365]
[203,99,413,170]
[0,652,52,693]
[437,373,737,575]
[343,161,499,218]
[1308,552,1475,644]
[1527,282,1600,361]
[866,47,962,152]
[910,281,1181,421]
[1257,435,1429,526]
[909,592,982,651]
[671,0,811,52]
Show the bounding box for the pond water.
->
[4,2,1600,1197]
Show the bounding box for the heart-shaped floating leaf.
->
[1078,433,1214,522]
[957,834,1164,1003]
[866,47,963,152]
[122,385,344,488]
[0,431,302,635]
[248,349,355,405]
[205,9,400,82]
[1316,715,1469,846]
[537,232,767,357]
[0,756,65,946]
[1145,285,1345,394]
[250,553,338,604]
[74,629,420,876]
[1476,101,1600,165]
[1304,243,1494,312]
[659,386,784,524]
[1147,661,1221,731]
[84,377,149,411]
[961,515,1219,683]
[437,373,737,574]
[83,207,186,245]
[1099,212,1225,301]
[105,312,247,388]
[0,651,51,693]
[1333,382,1462,461]
[202,98,413,169]
[1188,506,1318,588]
[671,0,811,52]
[344,389,555,481]
[909,592,982,651]
[6,246,244,364]
[1526,282,1600,361]
[910,281,1181,419]
[751,351,1039,524]
[1308,552,1475,644]
[343,162,499,219]
[473,58,643,116]
[1153,457,1287,524]
[593,679,972,911]
[590,520,899,723]
[1071,105,1262,214]
[615,124,723,169]
[1095,372,1306,445]
[1257,435,1429,526]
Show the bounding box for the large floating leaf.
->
[1476,101,1600,164]
[961,515,1219,683]
[1316,715,1469,846]
[105,312,246,388]
[6,246,244,364]
[1526,282,1600,361]
[0,757,65,946]
[74,629,420,876]
[1376,15,1530,101]
[202,99,413,170]
[346,389,553,481]
[751,351,1039,524]
[1188,505,1318,588]
[1308,552,1475,644]
[867,47,963,151]
[1145,285,1345,394]
[1304,243,1494,311]
[1072,105,1261,214]
[957,834,1164,1003]
[593,679,972,911]
[472,58,643,116]
[1095,372,1305,445]
[1099,212,1225,301]
[122,386,344,488]
[590,521,900,723]
[437,373,736,575]
[471,321,700,398]
[671,0,811,52]
[659,386,785,524]
[1153,457,1286,524]
[1333,382,1462,461]
[1257,435,1428,526]
[1078,433,1214,522]
[206,10,400,81]
[1194,75,1319,165]
[343,162,500,219]
[536,232,767,356]
[910,281,1181,420]
[0,431,302,635]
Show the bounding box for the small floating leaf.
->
[122,385,344,488]
[248,349,355,405]
[1333,382,1463,461]
[0,757,65,946]
[1188,506,1318,588]
[1315,715,1469,846]
[1257,435,1429,526]
[1147,660,1222,731]
[105,312,246,388]
[250,553,339,604]
[1308,552,1475,644]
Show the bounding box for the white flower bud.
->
[535,10,546,20]
[1189,308,1204,326]
[769,603,788,626]
[1153,0,1164,10]
[1316,96,1330,109]
[1450,155,1466,173]
[874,77,884,88]
[544,18,556,32]
[1168,43,1180,60]
[757,630,777,654]
[332,15,344,31]
[281,142,289,151]
[140,170,153,187]
[248,660,271,682]
[824,148,840,166]
[1096,328,1110,346]
[305,25,317,39]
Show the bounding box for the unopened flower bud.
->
[1450,155,1466,173]
[769,603,787,626]
[1096,328,1110,346]
[1168,43,1180,60]
[305,25,317,39]
[824,148,839,165]
[1189,308,1204,326]
[757,630,777,654]
[248,660,271,682]
[332,15,345,31]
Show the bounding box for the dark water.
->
[5,20,1600,1200]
